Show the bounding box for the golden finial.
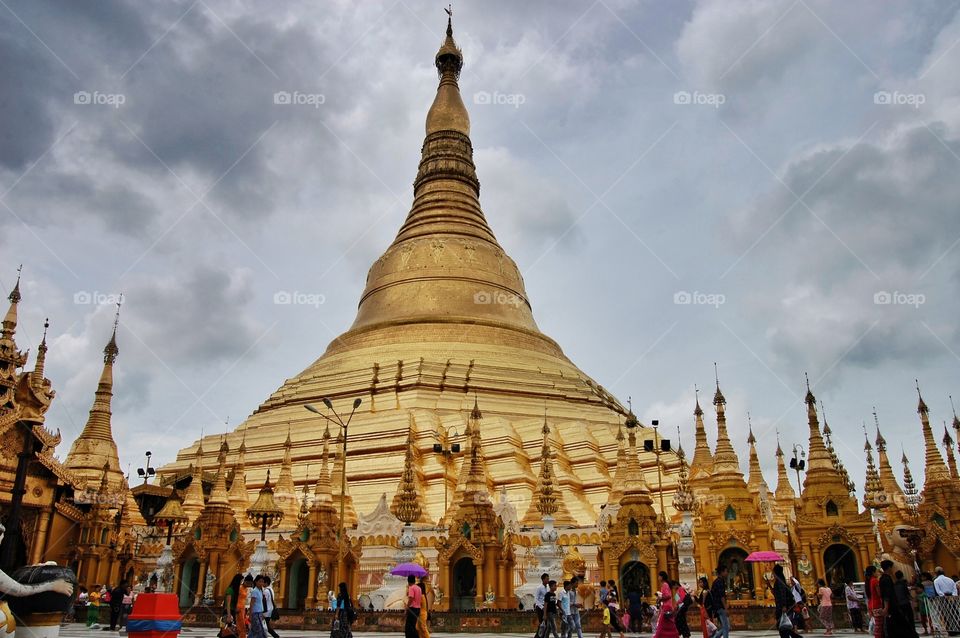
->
[713,363,725,405]
[104,293,121,364]
[916,379,928,413]
[804,372,815,405]
[8,264,22,304]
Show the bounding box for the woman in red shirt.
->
[865,566,884,638]
[405,575,422,638]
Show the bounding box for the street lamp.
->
[789,444,806,495]
[432,426,461,526]
[304,397,362,541]
[137,451,156,485]
[644,419,671,524]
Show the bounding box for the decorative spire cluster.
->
[917,381,951,486]
[746,415,770,496]
[690,386,713,477]
[862,425,886,511]
[901,450,920,518]
[709,367,745,482]
[774,433,797,503]
[672,442,696,513]
[821,403,854,494]
[394,427,423,524]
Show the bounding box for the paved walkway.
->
[61,624,864,638]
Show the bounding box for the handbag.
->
[779,612,793,629]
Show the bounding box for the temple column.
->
[857,543,870,575]
[307,562,317,609]
[656,542,668,578]
[276,562,288,607]
[196,560,208,606]
[496,559,508,609]
[30,507,52,564]
[483,551,496,606]
[474,558,484,609]
[752,561,764,601]
[439,559,451,612]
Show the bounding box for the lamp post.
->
[644,419,671,525]
[432,425,461,526]
[304,398,362,542]
[789,444,806,496]
[152,493,189,592]
[137,450,156,485]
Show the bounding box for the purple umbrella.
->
[390,562,428,577]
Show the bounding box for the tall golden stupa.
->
[160,15,680,528]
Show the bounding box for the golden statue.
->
[563,546,586,579]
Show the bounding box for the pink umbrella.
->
[745,550,785,562]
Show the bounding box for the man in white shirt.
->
[558,580,571,638]
[262,575,280,638]
[534,573,549,638]
[934,566,958,596]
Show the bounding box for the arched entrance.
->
[620,561,651,599]
[179,557,200,607]
[823,544,858,591]
[718,547,752,600]
[287,558,309,610]
[452,557,476,610]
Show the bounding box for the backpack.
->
[102,591,111,603]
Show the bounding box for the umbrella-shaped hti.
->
[390,562,428,578]
[744,550,785,562]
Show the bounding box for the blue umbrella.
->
[390,562,428,577]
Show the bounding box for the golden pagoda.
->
[160,10,680,532]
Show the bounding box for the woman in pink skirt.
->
[816,579,835,636]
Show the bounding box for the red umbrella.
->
[745,550,785,562]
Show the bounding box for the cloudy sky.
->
[2,0,958,497]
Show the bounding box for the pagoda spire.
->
[862,424,886,511]
[901,449,920,517]
[313,423,334,507]
[29,319,49,389]
[745,414,770,496]
[916,381,950,486]
[608,422,629,505]
[821,403,854,494]
[774,432,796,503]
[275,426,300,522]
[952,395,960,460]
[802,374,832,473]
[64,300,124,488]
[180,438,206,522]
[872,408,904,510]
[690,385,713,478]
[943,422,958,480]
[522,412,574,526]
[228,431,249,521]
[620,410,653,501]
[392,419,431,524]
[710,366,746,483]
[1,265,21,344]
[672,441,696,513]
[207,437,231,506]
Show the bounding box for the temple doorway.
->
[452,557,476,610]
[620,561,651,598]
[287,558,309,610]
[823,544,858,591]
[179,557,200,607]
[718,547,752,600]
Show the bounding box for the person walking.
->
[246,576,266,638]
[711,565,730,638]
[843,577,865,632]
[404,574,422,638]
[560,581,572,638]
[626,588,642,633]
[789,574,807,632]
[935,566,958,596]
[864,566,883,638]
[773,566,802,638]
[598,581,608,607]
[261,575,280,638]
[237,575,254,638]
[652,572,678,638]
[416,577,430,638]
[606,592,625,638]
[816,579,834,635]
[119,584,133,629]
[879,560,917,638]
[895,570,916,631]
[541,580,560,638]
[672,581,692,638]
[334,582,355,635]
[599,599,612,638]
[106,581,125,631]
[919,572,935,635]
[607,580,619,606]
[696,577,716,638]
[534,573,549,638]
[567,576,584,638]
[87,585,102,628]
